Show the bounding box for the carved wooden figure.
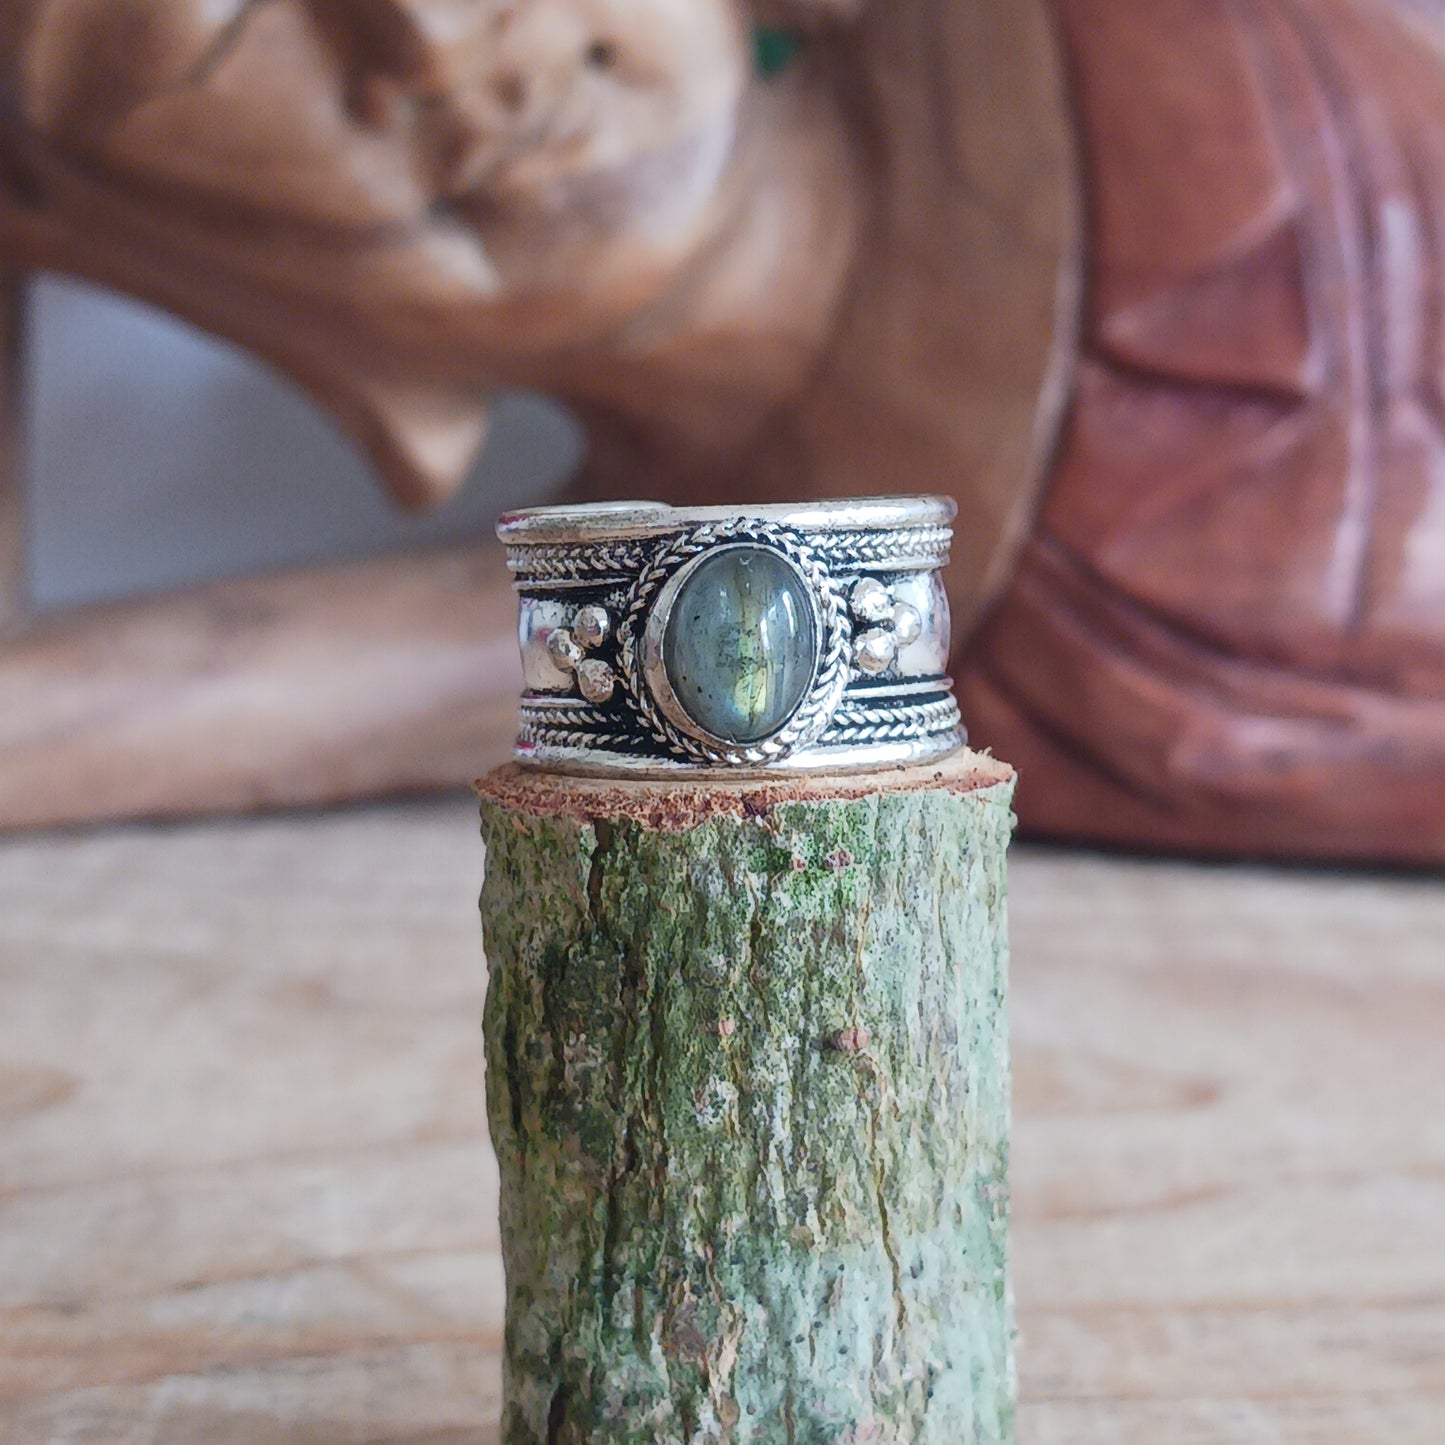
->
[0,0,1442,863]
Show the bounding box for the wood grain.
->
[960,0,1445,863]
[0,272,24,634]
[0,543,519,829]
[0,803,1440,1441]
[4,0,1445,863]
[0,0,1078,835]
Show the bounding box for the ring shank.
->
[500,498,964,776]
[497,497,956,549]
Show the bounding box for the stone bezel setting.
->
[617,520,851,766]
[651,544,821,747]
[500,497,964,776]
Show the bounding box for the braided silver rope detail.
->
[615,520,851,766]
[508,524,950,585]
[508,543,644,586]
[515,702,639,752]
[517,693,961,752]
[517,702,611,731]
[508,539,644,584]
[824,695,962,744]
[807,525,952,572]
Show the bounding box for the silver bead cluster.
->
[501,497,962,774]
[547,604,617,703]
[849,578,922,676]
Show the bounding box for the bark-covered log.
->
[478,751,1017,1444]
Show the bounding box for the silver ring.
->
[498,498,964,776]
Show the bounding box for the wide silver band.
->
[499,498,964,776]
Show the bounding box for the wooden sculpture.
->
[1,0,1443,863]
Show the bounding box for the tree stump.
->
[477,750,1016,1444]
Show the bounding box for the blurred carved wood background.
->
[0,275,24,634]
[1,0,1444,862]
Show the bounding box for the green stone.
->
[754,26,801,78]
[663,546,818,744]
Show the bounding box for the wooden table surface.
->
[0,799,1440,1443]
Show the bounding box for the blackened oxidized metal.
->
[498,498,963,775]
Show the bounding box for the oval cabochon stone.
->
[662,546,819,744]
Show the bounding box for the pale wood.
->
[0,0,1077,602]
[0,0,1078,834]
[0,272,24,632]
[7,0,1445,864]
[0,542,519,830]
[0,804,1440,1441]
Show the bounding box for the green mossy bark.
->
[480,771,1016,1444]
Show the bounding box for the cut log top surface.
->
[476,748,1013,829]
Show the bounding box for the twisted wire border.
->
[507,539,644,584]
[811,525,952,570]
[516,693,961,752]
[515,701,640,754]
[826,695,962,743]
[614,520,851,766]
[507,524,951,585]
